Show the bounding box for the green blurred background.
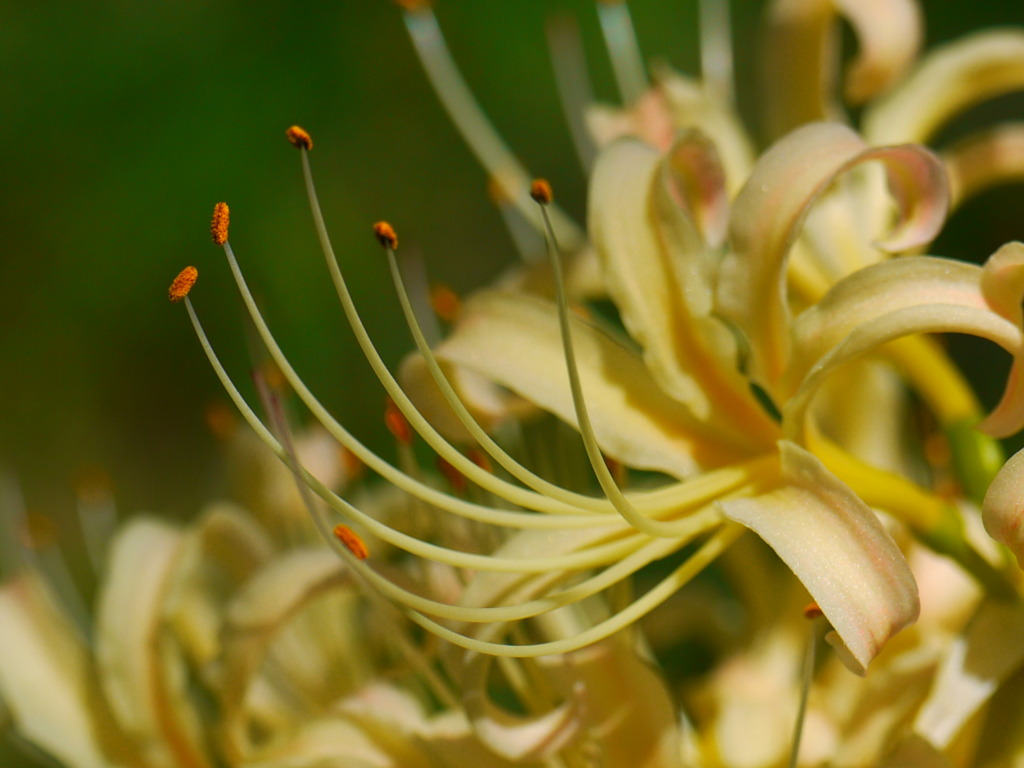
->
[1,0,1023,763]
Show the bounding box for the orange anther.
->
[169,266,198,302]
[430,284,461,323]
[529,178,553,205]
[210,202,230,245]
[384,398,413,445]
[373,221,398,250]
[286,125,313,150]
[333,524,369,560]
[803,602,824,620]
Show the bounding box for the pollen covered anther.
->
[373,221,398,250]
[169,266,198,302]
[333,524,369,560]
[210,202,230,245]
[286,125,313,150]
[529,178,553,205]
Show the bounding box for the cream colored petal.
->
[589,137,778,447]
[719,122,948,390]
[0,573,130,768]
[720,441,919,675]
[982,447,1024,569]
[415,711,524,768]
[833,0,922,104]
[944,123,1024,210]
[219,547,350,761]
[462,652,584,762]
[436,289,761,478]
[913,600,1024,749]
[864,30,1024,145]
[95,517,212,768]
[784,247,1024,439]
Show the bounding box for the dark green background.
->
[2,1,1023,764]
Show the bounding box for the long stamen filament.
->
[384,239,642,512]
[538,187,741,537]
[294,151,612,517]
[400,4,585,250]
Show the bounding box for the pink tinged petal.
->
[914,600,1024,748]
[652,66,758,193]
[784,249,1024,439]
[95,518,213,768]
[719,441,919,675]
[719,122,948,390]
[865,30,1024,145]
[589,137,778,447]
[435,290,763,478]
[0,574,126,768]
[982,447,1024,569]
[944,123,1024,209]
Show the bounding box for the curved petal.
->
[653,66,758,192]
[435,290,765,478]
[783,246,1024,439]
[759,0,921,136]
[95,518,212,768]
[864,30,1024,145]
[944,123,1024,210]
[720,441,919,675]
[219,547,352,760]
[589,137,778,446]
[461,651,584,762]
[981,446,1024,568]
[833,0,922,104]
[718,122,948,390]
[163,503,274,670]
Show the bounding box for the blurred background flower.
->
[2,1,1024,765]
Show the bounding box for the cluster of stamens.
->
[169,124,770,659]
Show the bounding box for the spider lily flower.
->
[170,0,1024,738]
[170,105,1023,698]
